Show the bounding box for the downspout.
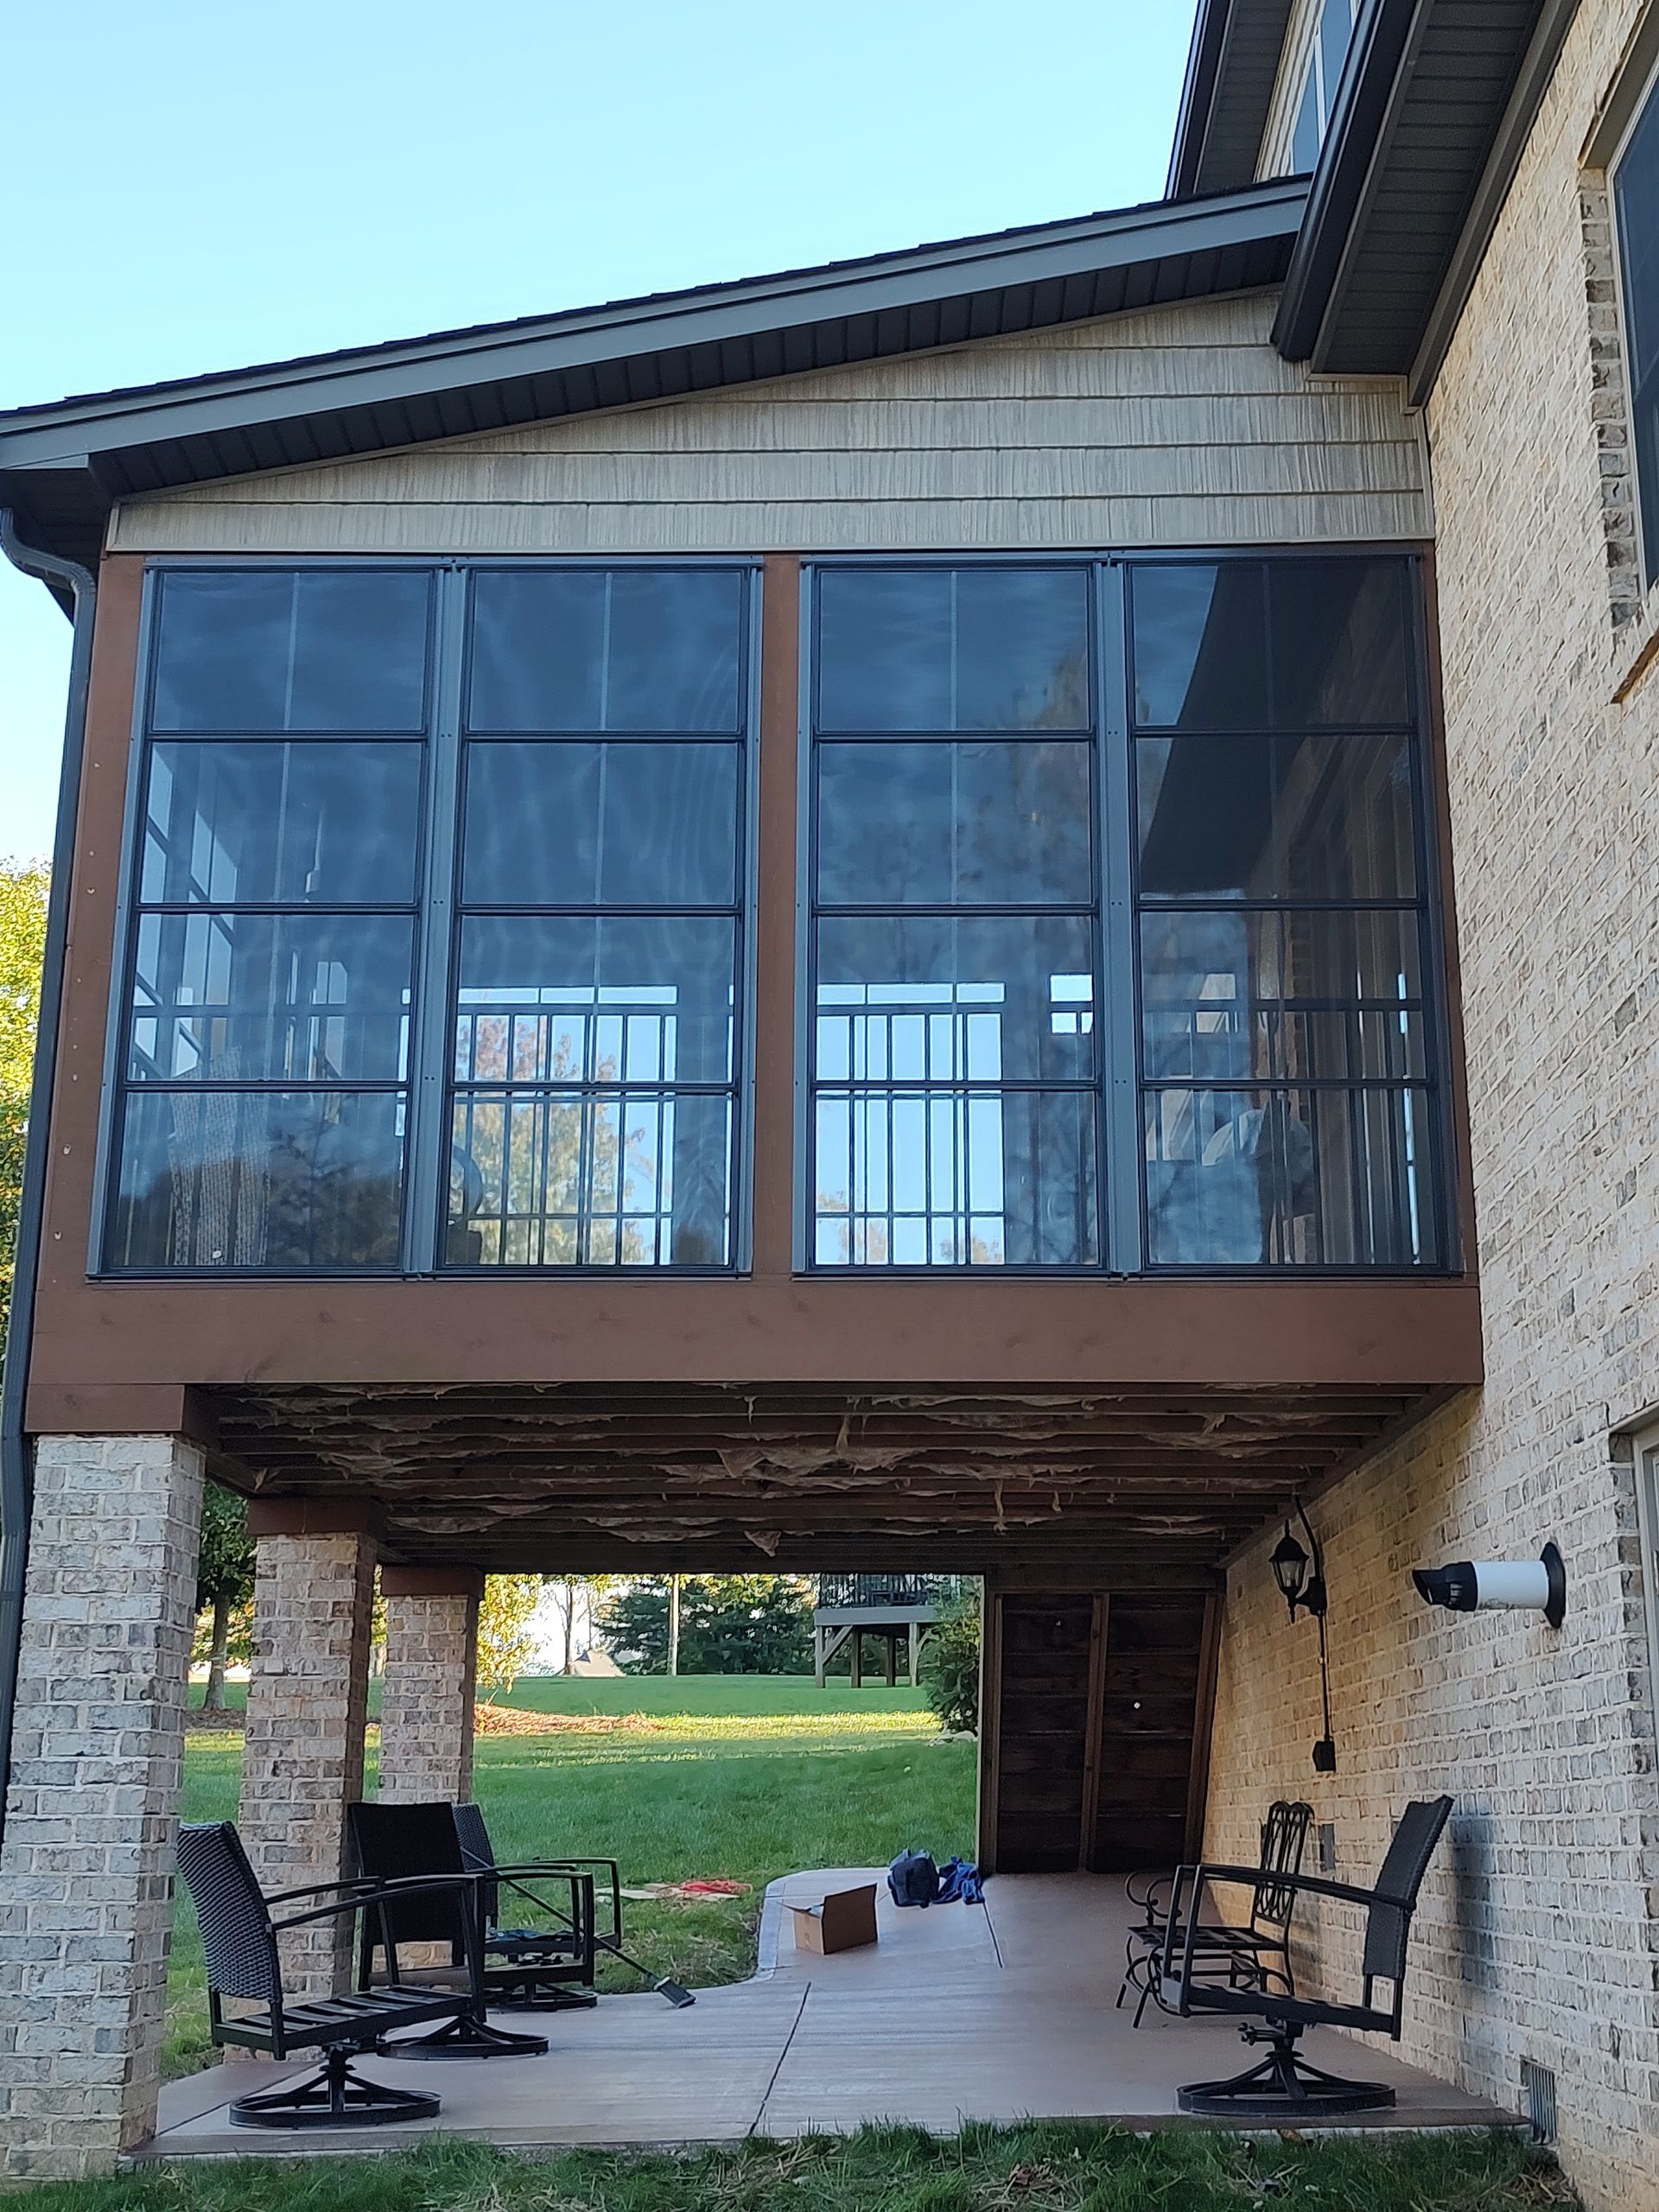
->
[0,513,97,1846]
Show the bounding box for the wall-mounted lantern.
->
[1273,1502,1337,1774]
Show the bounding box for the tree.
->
[0,860,48,1360]
[194,1484,255,1714]
[475,1575,543,1702]
[600,1574,814,1675]
[544,1573,617,1675]
[924,1583,982,1737]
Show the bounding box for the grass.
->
[35,2124,1574,2212]
[168,1674,972,2082]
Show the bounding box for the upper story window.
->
[110,569,432,1273]
[1288,0,1357,172]
[1614,66,1659,587]
[108,561,753,1275]
[804,556,1446,1274]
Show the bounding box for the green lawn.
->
[168,1674,972,2081]
[35,2125,1573,2212]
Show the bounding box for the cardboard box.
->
[789,1882,879,1955]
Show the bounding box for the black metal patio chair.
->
[1169,1795,1454,2117]
[350,1798,602,2014]
[175,1820,491,2129]
[1119,1798,1313,2028]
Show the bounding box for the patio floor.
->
[138,1872,1517,2159]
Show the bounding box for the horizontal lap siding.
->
[108,293,1430,554]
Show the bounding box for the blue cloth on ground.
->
[935,1856,984,1904]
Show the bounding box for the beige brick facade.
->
[1202,3,1659,2203]
[378,1576,481,1808]
[238,1527,377,1999]
[0,1433,203,2182]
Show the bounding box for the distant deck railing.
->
[814,1573,966,1612]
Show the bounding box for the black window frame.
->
[99,556,760,1280]
[1613,57,1659,591]
[798,550,1456,1279]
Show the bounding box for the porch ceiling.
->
[204,1379,1437,1575]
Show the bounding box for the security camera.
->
[1411,1542,1565,1630]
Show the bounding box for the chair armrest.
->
[1186,1865,1409,1911]
[270,1874,480,1934]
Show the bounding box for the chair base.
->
[1179,2027,1395,2118]
[376,2010,549,2059]
[490,1976,601,2012]
[230,2046,442,2129]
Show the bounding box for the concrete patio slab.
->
[137,1872,1517,2162]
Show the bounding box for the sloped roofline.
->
[0,180,1307,573]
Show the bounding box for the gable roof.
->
[1172,0,1580,397]
[0,180,1307,575]
[1168,0,1301,199]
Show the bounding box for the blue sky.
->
[0,0,1196,864]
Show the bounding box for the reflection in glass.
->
[1139,908,1426,1084]
[1135,733,1416,901]
[817,568,1090,732]
[463,741,738,907]
[1268,562,1409,728]
[141,742,423,906]
[1130,565,1268,729]
[454,916,734,1087]
[814,1088,1097,1266]
[151,570,430,734]
[129,912,412,1084]
[817,741,1092,906]
[448,1091,731,1268]
[1144,1085,1433,1267]
[467,568,742,733]
[110,1089,404,1270]
[815,916,1096,1084]
[1131,557,1413,732]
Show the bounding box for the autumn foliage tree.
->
[0,860,48,1360]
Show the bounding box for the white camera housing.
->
[1412,1543,1565,1628]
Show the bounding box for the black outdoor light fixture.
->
[1274,1501,1337,1775]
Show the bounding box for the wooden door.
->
[988,1594,1098,1872]
[980,1585,1219,1874]
[1088,1592,1217,1872]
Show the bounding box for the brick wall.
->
[0,1434,203,2180]
[1203,3,1659,2203]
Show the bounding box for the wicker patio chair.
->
[175,1820,493,2128]
[1170,1795,1454,2115]
[350,1798,601,2013]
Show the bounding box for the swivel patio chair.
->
[1170,1795,1454,2117]
[351,1798,602,2014]
[175,1820,488,2129]
[1119,1798,1313,2028]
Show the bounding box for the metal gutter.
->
[1407,0,1581,405]
[0,515,96,1844]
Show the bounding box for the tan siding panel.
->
[111,295,1431,553]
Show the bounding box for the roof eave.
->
[0,180,1308,571]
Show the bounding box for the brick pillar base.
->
[378,1567,484,1806]
[0,1433,205,2182]
[238,1503,378,2001]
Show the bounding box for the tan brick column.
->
[0,1433,204,2183]
[238,1500,379,2001]
[378,1567,484,1806]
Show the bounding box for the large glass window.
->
[1287,0,1357,173]
[805,555,1446,1274]
[1130,556,1439,1268]
[447,567,749,1268]
[808,568,1101,1268]
[109,569,431,1271]
[1615,70,1659,587]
